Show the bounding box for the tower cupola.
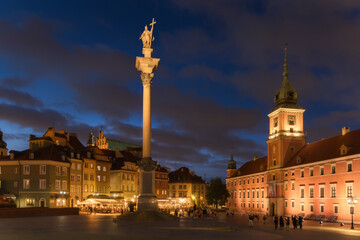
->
[227,152,237,169]
[87,130,95,147]
[274,44,300,109]
[0,130,8,157]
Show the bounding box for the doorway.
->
[40,199,45,207]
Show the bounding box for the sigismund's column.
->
[136,18,160,211]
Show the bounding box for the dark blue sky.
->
[1,0,360,180]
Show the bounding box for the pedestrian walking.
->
[249,214,254,228]
[298,216,303,229]
[286,217,290,230]
[274,215,278,230]
[263,215,267,224]
[279,216,284,230]
[292,216,298,229]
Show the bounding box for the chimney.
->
[342,127,350,136]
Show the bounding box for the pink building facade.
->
[226,48,360,223]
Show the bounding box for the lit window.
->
[274,117,278,127]
[62,167,67,176]
[330,184,336,198]
[23,179,30,189]
[346,182,353,198]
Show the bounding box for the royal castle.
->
[226,46,360,223]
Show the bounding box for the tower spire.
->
[283,43,289,81]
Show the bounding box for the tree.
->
[206,177,229,209]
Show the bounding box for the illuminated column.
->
[135,19,160,211]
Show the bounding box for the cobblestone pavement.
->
[0,212,359,240]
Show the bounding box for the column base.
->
[137,195,158,211]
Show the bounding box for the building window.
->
[291,182,295,190]
[77,186,81,193]
[39,179,46,190]
[319,186,325,198]
[77,163,81,170]
[285,200,288,208]
[272,175,275,180]
[97,175,101,182]
[252,189,255,198]
[334,204,339,214]
[40,165,46,175]
[62,180,67,190]
[77,175,81,182]
[301,170,304,177]
[320,204,324,213]
[25,198,35,207]
[310,204,314,212]
[252,178,255,183]
[261,189,264,198]
[273,159,276,166]
[331,184,336,198]
[70,185,75,193]
[291,200,295,208]
[257,177,259,183]
[347,162,352,172]
[23,179,30,189]
[90,185,94,192]
[291,171,294,176]
[70,175,75,182]
[247,179,249,184]
[256,189,259,198]
[97,166,101,171]
[262,177,264,182]
[90,174,94,181]
[300,203,304,212]
[331,164,336,174]
[309,186,314,198]
[103,175,106,182]
[274,117,278,127]
[55,180,60,190]
[84,174,88,180]
[103,166,106,172]
[247,190,250,198]
[84,184,88,192]
[320,166,324,175]
[300,187,304,198]
[284,172,288,177]
[285,182,288,191]
[84,163,88,168]
[14,167,17,174]
[243,191,245,198]
[23,165,30,175]
[310,168,313,176]
[90,163,94,169]
[62,167,67,176]
[71,163,76,170]
[288,115,296,125]
[346,182,353,198]
[14,181,17,188]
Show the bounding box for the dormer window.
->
[340,145,349,155]
[288,115,296,125]
[29,153,34,159]
[296,156,302,164]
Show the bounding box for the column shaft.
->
[142,84,151,159]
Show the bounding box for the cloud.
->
[0,86,43,107]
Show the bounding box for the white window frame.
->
[40,165,46,175]
[319,184,325,198]
[23,165,30,175]
[39,179,46,190]
[55,180,60,190]
[23,179,30,189]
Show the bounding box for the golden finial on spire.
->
[283,43,289,80]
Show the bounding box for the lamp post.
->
[347,196,358,229]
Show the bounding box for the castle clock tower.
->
[266,45,306,216]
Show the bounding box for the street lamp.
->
[347,196,358,229]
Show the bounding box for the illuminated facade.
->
[226,47,360,223]
[168,167,206,208]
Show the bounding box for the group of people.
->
[247,213,304,230]
[273,215,304,230]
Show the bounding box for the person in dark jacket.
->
[274,215,278,230]
[279,216,284,230]
[298,216,303,229]
[292,216,298,229]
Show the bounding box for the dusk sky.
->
[0,0,360,180]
